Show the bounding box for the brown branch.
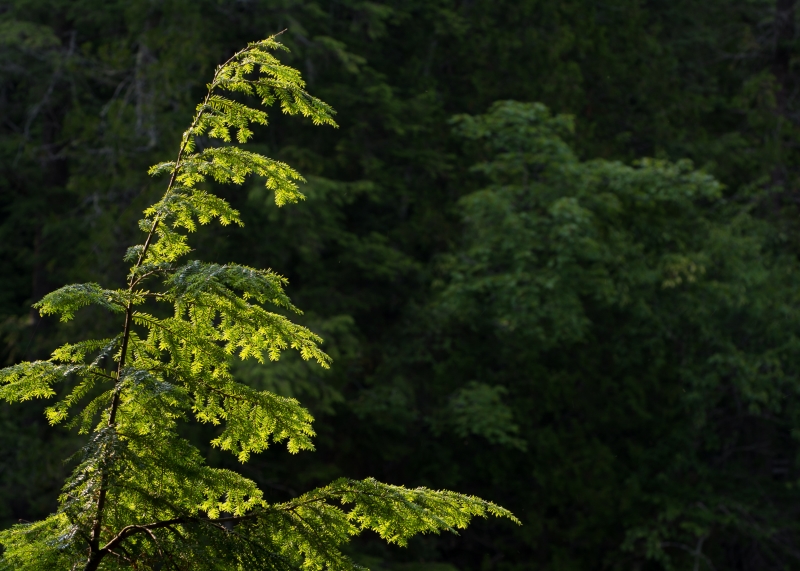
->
[86,304,132,557]
[105,546,134,565]
[85,369,117,382]
[99,512,262,556]
[130,267,172,289]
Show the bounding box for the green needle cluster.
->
[0,36,516,571]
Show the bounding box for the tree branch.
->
[98,512,263,556]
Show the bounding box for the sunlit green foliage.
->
[0,37,515,570]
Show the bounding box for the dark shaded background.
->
[4,1,800,569]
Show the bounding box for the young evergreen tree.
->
[0,36,516,571]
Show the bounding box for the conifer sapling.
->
[0,35,518,570]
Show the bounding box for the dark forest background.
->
[5,1,800,569]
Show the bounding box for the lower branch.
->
[83,512,263,569]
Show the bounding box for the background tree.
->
[434,101,800,569]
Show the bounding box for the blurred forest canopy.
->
[3,0,800,570]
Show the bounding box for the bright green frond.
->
[168,260,294,311]
[192,95,269,143]
[0,361,72,403]
[147,160,175,178]
[256,506,359,571]
[45,376,104,426]
[211,38,337,128]
[287,478,520,547]
[1,338,119,422]
[51,337,119,365]
[146,188,243,230]
[141,223,192,265]
[0,514,83,570]
[34,283,130,321]
[202,386,316,460]
[176,147,307,205]
[198,467,267,518]
[67,389,115,434]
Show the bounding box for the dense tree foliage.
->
[4,1,800,570]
